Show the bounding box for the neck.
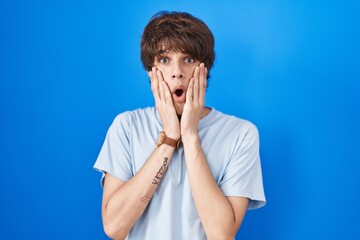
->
[176,107,211,121]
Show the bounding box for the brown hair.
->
[140,11,215,77]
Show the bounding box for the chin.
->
[174,103,184,115]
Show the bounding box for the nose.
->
[171,62,184,79]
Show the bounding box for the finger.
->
[193,65,200,82]
[150,67,161,104]
[193,66,200,102]
[199,63,205,85]
[199,64,207,104]
[161,80,173,105]
[157,70,172,104]
[157,70,166,102]
[186,77,195,101]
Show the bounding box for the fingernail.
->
[157,70,163,78]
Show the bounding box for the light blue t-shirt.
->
[94,107,266,239]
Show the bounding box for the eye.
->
[159,57,169,64]
[184,57,194,64]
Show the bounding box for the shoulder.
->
[112,107,158,126]
[210,109,259,136]
[103,107,158,145]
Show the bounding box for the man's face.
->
[153,50,201,115]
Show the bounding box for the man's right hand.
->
[149,67,180,140]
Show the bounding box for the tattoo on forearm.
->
[152,157,168,185]
[141,157,169,204]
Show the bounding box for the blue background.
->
[1,0,359,239]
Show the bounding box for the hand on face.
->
[180,63,208,138]
[149,67,180,140]
[149,62,208,140]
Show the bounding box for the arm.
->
[102,145,175,239]
[182,136,249,240]
[181,63,249,239]
[101,67,180,239]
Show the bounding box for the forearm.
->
[182,135,238,240]
[102,145,175,239]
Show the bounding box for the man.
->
[94,11,265,240]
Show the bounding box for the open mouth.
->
[172,86,186,103]
[175,89,184,97]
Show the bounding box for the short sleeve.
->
[93,112,133,186]
[219,122,266,210]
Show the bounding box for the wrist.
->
[181,133,199,145]
[163,130,180,140]
[156,131,181,149]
